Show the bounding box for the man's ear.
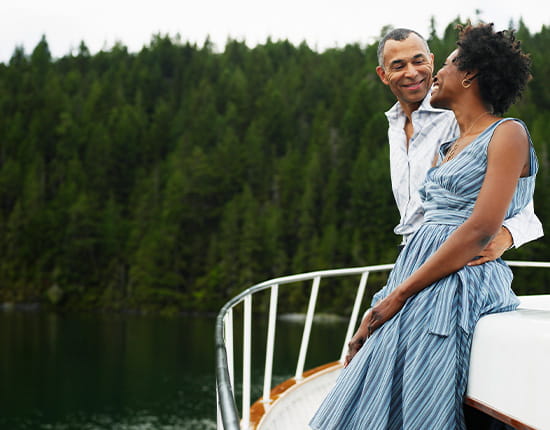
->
[376,65,389,85]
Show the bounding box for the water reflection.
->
[0,310,218,430]
[0,309,347,430]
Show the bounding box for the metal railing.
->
[215,261,550,430]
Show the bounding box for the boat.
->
[215,261,550,430]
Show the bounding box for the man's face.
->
[376,34,434,106]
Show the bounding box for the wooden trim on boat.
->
[249,361,342,429]
[248,361,538,430]
[464,397,537,430]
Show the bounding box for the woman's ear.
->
[461,70,480,89]
[463,70,479,82]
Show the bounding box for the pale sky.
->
[0,0,548,63]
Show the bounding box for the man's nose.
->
[404,63,418,77]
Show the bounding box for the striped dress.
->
[309,118,538,430]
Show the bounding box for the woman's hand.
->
[365,291,406,336]
[344,318,369,367]
[344,292,407,367]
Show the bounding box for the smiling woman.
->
[309,23,538,430]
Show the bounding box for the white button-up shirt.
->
[386,96,544,246]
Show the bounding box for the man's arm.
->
[502,199,543,248]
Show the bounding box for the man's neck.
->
[399,99,423,122]
[399,100,423,149]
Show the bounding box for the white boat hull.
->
[466,295,550,430]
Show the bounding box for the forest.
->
[0,18,549,314]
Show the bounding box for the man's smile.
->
[402,79,425,90]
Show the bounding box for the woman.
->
[310,23,537,430]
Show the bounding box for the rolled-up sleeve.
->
[503,199,544,248]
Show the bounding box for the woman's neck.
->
[454,105,496,137]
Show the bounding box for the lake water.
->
[0,309,348,430]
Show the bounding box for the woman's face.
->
[430,49,461,109]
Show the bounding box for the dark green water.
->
[0,309,347,430]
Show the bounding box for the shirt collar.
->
[385,94,450,123]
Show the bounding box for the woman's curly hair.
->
[454,23,531,115]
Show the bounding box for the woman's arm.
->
[364,120,530,335]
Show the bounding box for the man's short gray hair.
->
[377,28,431,68]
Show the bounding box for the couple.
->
[310,23,543,430]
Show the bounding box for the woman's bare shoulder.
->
[492,119,528,140]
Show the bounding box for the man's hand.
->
[467,226,513,266]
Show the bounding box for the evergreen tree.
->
[0,22,548,312]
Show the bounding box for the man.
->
[347,27,543,429]
[376,28,543,265]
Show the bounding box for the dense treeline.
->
[1,19,549,313]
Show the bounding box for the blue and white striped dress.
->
[310,118,538,430]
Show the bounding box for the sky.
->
[0,0,548,63]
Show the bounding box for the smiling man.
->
[374,28,542,260]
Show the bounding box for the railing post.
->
[262,284,279,406]
[340,271,369,363]
[217,385,223,429]
[217,305,239,430]
[295,276,320,381]
[225,309,235,393]
[242,295,252,429]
